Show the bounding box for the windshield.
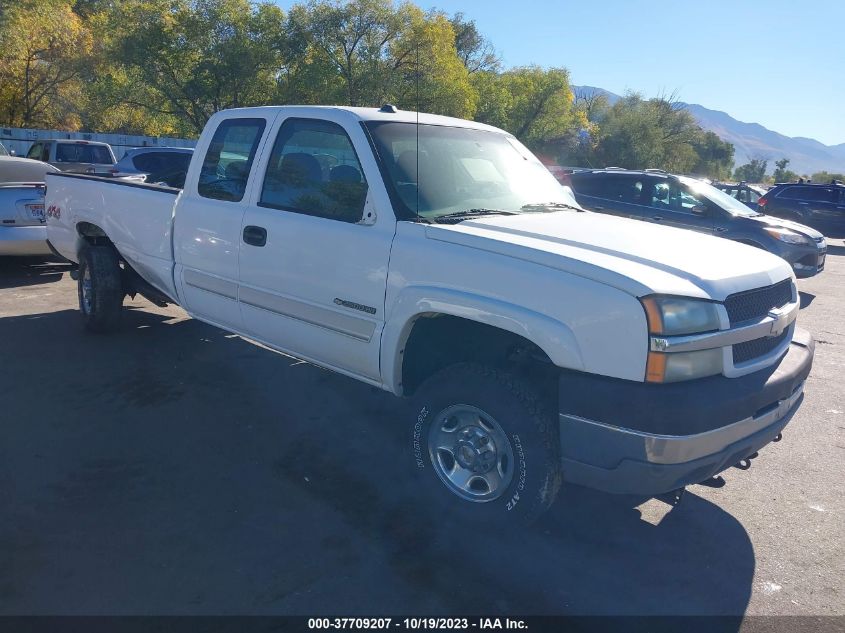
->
[365,121,580,220]
[678,176,761,217]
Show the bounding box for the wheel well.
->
[76,221,114,247]
[400,314,553,395]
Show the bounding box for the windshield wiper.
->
[521,201,584,213]
[431,208,519,223]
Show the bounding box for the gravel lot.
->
[0,242,843,619]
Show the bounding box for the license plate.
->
[818,254,825,270]
[26,204,45,220]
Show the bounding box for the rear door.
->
[644,177,715,234]
[173,114,273,330]
[237,114,393,381]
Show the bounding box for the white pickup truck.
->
[46,105,814,523]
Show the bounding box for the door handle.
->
[651,215,663,221]
[592,205,605,211]
[716,226,728,232]
[798,202,809,205]
[243,225,267,247]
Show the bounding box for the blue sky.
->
[273,0,845,145]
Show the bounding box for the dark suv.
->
[758,182,845,236]
[568,169,827,278]
[713,181,768,209]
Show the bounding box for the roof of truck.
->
[216,105,507,134]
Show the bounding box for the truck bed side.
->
[46,173,180,301]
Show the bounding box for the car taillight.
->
[758,197,768,208]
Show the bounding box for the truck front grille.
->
[725,279,793,325]
[732,329,789,364]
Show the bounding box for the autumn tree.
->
[0,0,92,129]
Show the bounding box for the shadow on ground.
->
[0,305,754,620]
[0,257,71,289]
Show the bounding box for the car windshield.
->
[679,176,762,216]
[55,143,114,164]
[365,121,580,220]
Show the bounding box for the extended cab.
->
[46,106,814,524]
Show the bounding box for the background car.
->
[0,156,59,256]
[568,168,827,278]
[26,139,116,176]
[713,181,768,209]
[758,182,845,236]
[110,147,194,188]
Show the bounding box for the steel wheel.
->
[428,404,515,503]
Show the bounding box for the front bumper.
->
[558,329,814,495]
[0,225,51,256]
[778,240,826,278]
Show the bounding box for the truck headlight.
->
[640,296,720,336]
[764,227,812,245]
[640,296,723,383]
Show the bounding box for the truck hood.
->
[425,211,794,300]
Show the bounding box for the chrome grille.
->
[733,329,789,364]
[724,279,793,325]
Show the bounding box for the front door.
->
[238,115,394,382]
[644,178,714,234]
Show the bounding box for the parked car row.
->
[560,168,830,278]
[0,141,193,256]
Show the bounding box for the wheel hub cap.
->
[428,405,515,503]
[454,426,496,474]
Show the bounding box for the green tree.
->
[772,158,798,183]
[284,0,474,118]
[810,171,845,183]
[473,66,587,154]
[569,93,727,175]
[101,0,287,135]
[734,158,768,182]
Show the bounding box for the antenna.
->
[415,39,420,221]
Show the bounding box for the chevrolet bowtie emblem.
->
[768,309,789,337]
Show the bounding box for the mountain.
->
[572,86,845,175]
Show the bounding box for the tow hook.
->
[735,451,759,471]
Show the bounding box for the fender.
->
[380,285,584,395]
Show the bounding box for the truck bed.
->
[46,173,180,300]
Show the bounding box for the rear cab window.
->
[198,118,266,202]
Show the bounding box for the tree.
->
[473,66,587,153]
[772,158,798,183]
[449,12,499,74]
[101,0,287,135]
[566,93,731,176]
[0,0,92,129]
[810,171,845,183]
[734,158,768,182]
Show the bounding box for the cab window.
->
[198,118,266,202]
[259,118,368,223]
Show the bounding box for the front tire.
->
[78,244,124,333]
[409,363,561,525]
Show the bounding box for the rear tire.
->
[78,244,123,333]
[409,362,561,526]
